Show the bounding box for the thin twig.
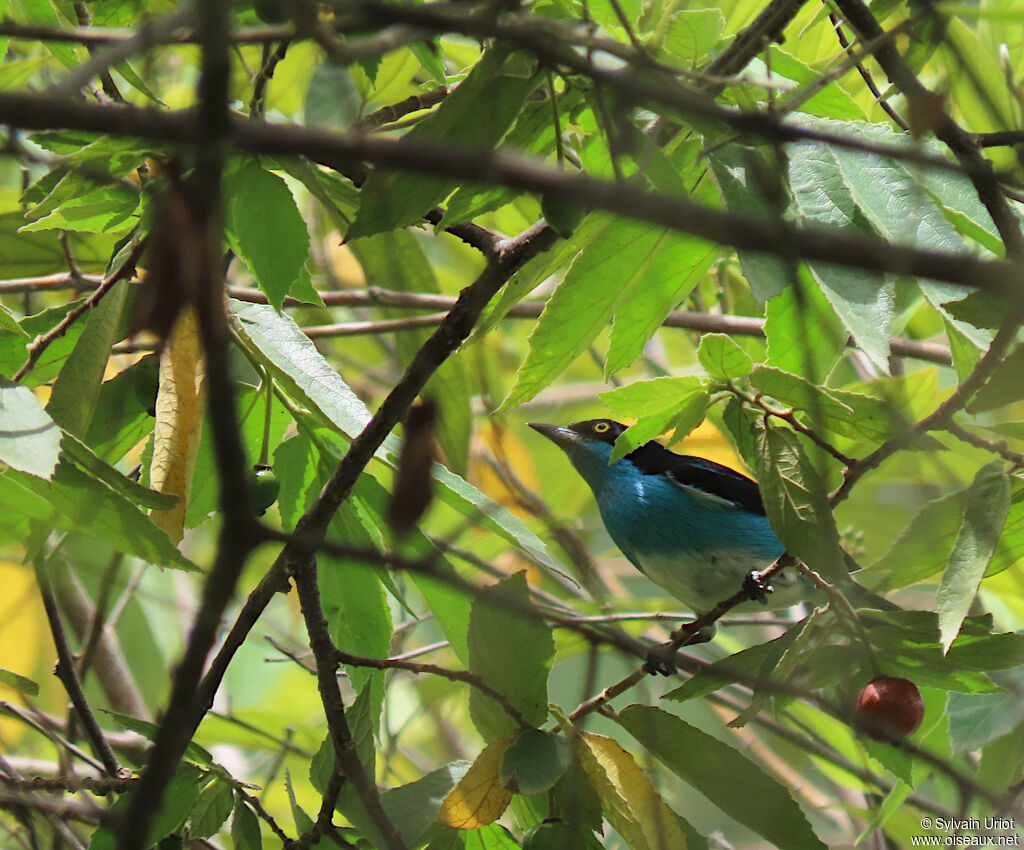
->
[334,649,529,728]
[4,275,953,364]
[569,554,795,722]
[0,701,106,774]
[832,314,1023,505]
[291,565,407,850]
[352,85,453,131]
[828,12,908,130]
[249,40,291,119]
[32,556,123,778]
[945,420,1024,468]
[12,239,145,383]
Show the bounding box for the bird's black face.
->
[528,419,627,451]
[568,419,627,445]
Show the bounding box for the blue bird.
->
[529,419,799,650]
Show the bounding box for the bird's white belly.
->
[631,548,799,615]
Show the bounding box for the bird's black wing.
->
[625,441,766,515]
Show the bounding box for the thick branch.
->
[0,92,1012,293]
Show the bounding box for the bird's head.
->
[528,419,628,487]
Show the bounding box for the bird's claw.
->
[644,625,716,676]
[744,571,774,605]
[644,644,678,676]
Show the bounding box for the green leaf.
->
[350,47,536,238]
[274,434,318,530]
[382,761,472,846]
[469,572,554,740]
[947,680,1024,754]
[3,463,196,571]
[0,379,61,479]
[410,40,447,86]
[707,145,789,302]
[274,157,359,242]
[60,431,177,511]
[764,273,848,382]
[967,345,1024,412]
[18,0,80,67]
[230,300,559,571]
[224,159,312,309]
[605,238,716,375]
[600,376,708,463]
[765,49,866,120]
[20,184,138,234]
[498,729,572,795]
[937,462,1011,653]
[664,621,805,702]
[802,117,986,347]
[83,355,155,462]
[502,222,686,408]
[0,212,118,277]
[697,332,753,380]
[232,794,263,850]
[349,232,472,472]
[572,728,689,850]
[285,769,315,834]
[618,705,827,850]
[866,489,965,590]
[190,777,234,839]
[47,279,129,437]
[753,420,844,580]
[321,507,394,695]
[88,764,202,850]
[0,300,89,387]
[441,88,587,227]
[786,142,893,372]
[0,668,39,696]
[102,710,212,764]
[475,212,613,338]
[661,9,725,65]
[749,365,854,429]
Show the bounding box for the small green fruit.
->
[249,467,280,516]
[541,192,585,238]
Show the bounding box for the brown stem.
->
[33,555,123,778]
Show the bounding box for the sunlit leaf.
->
[437,737,515,829]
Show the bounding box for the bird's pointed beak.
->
[528,422,579,450]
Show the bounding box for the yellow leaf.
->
[436,736,514,829]
[149,307,205,545]
[575,732,687,850]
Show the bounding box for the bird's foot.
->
[644,624,716,676]
[744,570,774,605]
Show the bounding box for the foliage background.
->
[0,0,1023,847]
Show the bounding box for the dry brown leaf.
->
[149,306,205,545]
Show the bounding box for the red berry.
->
[854,676,925,740]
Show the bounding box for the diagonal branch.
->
[33,555,123,778]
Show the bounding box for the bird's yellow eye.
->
[593,422,610,434]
